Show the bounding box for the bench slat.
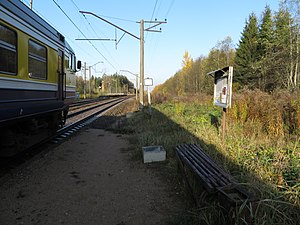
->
[176,144,236,192]
[188,146,232,186]
[179,146,221,188]
[176,149,215,191]
[189,144,233,181]
[179,148,219,189]
[187,149,228,187]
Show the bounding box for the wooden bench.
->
[176,144,255,207]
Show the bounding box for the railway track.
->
[67,97,121,119]
[0,96,130,180]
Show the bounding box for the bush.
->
[229,89,300,137]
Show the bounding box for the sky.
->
[21,0,280,88]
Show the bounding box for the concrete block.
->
[142,146,166,163]
[126,112,133,118]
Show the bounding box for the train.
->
[0,0,81,156]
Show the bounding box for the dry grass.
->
[125,90,300,224]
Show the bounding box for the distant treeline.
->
[76,73,134,96]
[153,1,300,100]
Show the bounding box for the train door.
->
[57,49,66,100]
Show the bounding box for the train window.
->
[70,54,74,71]
[28,39,47,79]
[69,54,76,71]
[64,54,70,69]
[73,56,76,70]
[0,23,17,74]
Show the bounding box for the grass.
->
[124,91,300,225]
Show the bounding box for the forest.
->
[153,2,300,97]
[76,73,134,98]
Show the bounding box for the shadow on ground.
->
[121,107,299,225]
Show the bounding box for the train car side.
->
[0,0,79,156]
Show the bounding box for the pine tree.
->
[259,5,274,57]
[273,8,292,88]
[235,13,260,87]
[258,5,275,90]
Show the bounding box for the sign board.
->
[207,66,233,108]
[144,77,153,86]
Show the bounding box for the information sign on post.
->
[208,66,233,108]
[144,77,153,86]
[207,66,233,143]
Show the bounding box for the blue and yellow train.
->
[0,0,81,156]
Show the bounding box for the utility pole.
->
[139,19,167,108]
[79,11,166,107]
[140,19,144,107]
[135,75,138,101]
[84,62,87,99]
[120,70,139,101]
[88,61,103,98]
[88,66,91,98]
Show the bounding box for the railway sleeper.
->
[176,144,256,224]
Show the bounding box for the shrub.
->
[229,89,300,137]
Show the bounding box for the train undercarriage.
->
[0,109,68,157]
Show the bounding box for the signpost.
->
[207,66,233,143]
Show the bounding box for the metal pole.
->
[140,19,144,107]
[30,0,33,9]
[148,86,152,115]
[148,86,151,105]
[84,62,86,99]
[222,108,226,143]
[89,66,92,98]
[119,70,139,101]
[136,76,138,101]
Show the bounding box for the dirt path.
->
[0,123,184,224]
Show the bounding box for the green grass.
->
[124,98,300,225]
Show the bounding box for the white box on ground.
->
[142,146,166,163]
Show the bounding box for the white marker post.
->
[144,77,153,115]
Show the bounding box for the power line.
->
[154,0,163,20]
[52,0,118,72]
[52,0,83,36]
[150,0,159,22]
[146,0,159,41]
[69,0,122,69]
[70,1,121,69]
[97,14,136,23]
[165,0,175,18]
[22,1,95,61]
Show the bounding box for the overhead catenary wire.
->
[165,0,175,18]
[71,0,120,67]
[145,0,159,41]
[145,0,171,74]
[23,1,95,61]
[150,0,159,23]
[69,0,121,69]
[52,0,119,72]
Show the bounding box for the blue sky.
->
[21,0,279,87]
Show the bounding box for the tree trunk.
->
[294,26,299,88]
[289,19,294,89]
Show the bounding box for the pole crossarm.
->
[144,21,167,32]
[76,38,116,41]
[80,11,140,40]
[120,70,139,78]
[115,32,126,49]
